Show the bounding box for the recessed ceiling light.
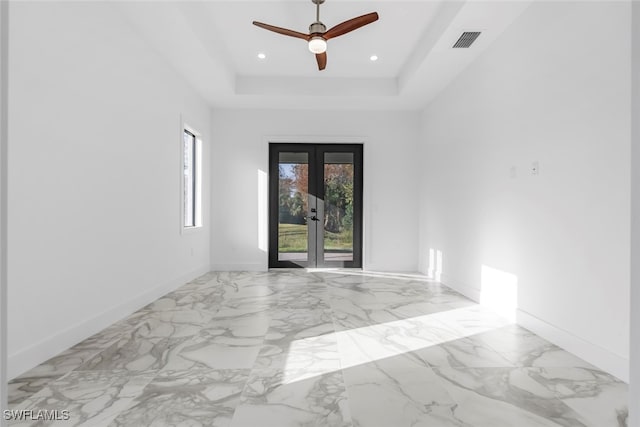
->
[257,53,266,60]
[370,55,378,62]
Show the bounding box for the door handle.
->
[310,216,320,222]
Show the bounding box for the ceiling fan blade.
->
[253,21,310,41]
[323,12,379,40]
[316,52,327,71]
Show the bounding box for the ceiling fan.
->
[252,0,379,71]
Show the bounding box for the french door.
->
[269,143,363,268]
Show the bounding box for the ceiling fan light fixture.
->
[308,36,327,54]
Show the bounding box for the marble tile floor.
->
[7,270,628,426]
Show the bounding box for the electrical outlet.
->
[531,161,539,176]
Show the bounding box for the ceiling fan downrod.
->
[310,0,326,34]
[312,0,325,18]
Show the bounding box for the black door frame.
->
[269,143,363,268]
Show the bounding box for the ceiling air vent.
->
[453,31,481,48]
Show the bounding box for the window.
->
[183,128,201,229]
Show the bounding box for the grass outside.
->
[278,223,353,253]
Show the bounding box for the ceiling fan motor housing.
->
[309,22,327,34]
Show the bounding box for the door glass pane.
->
[323,152,354,262]
[278,152,309,262]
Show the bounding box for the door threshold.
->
[305,267,362,272]
[268,267,363,272]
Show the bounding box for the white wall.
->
[210,109,420,272]
[418,2,630,380]
[630,1,640,424]
[7,2,211,378]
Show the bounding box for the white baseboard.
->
[211,263,267,272]
[517,309,629,382]
[437,273,629,383]
[439,273,482,302]
[8,264,211,380]
[365,263,419,273]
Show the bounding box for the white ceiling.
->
[116,0,534,111]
